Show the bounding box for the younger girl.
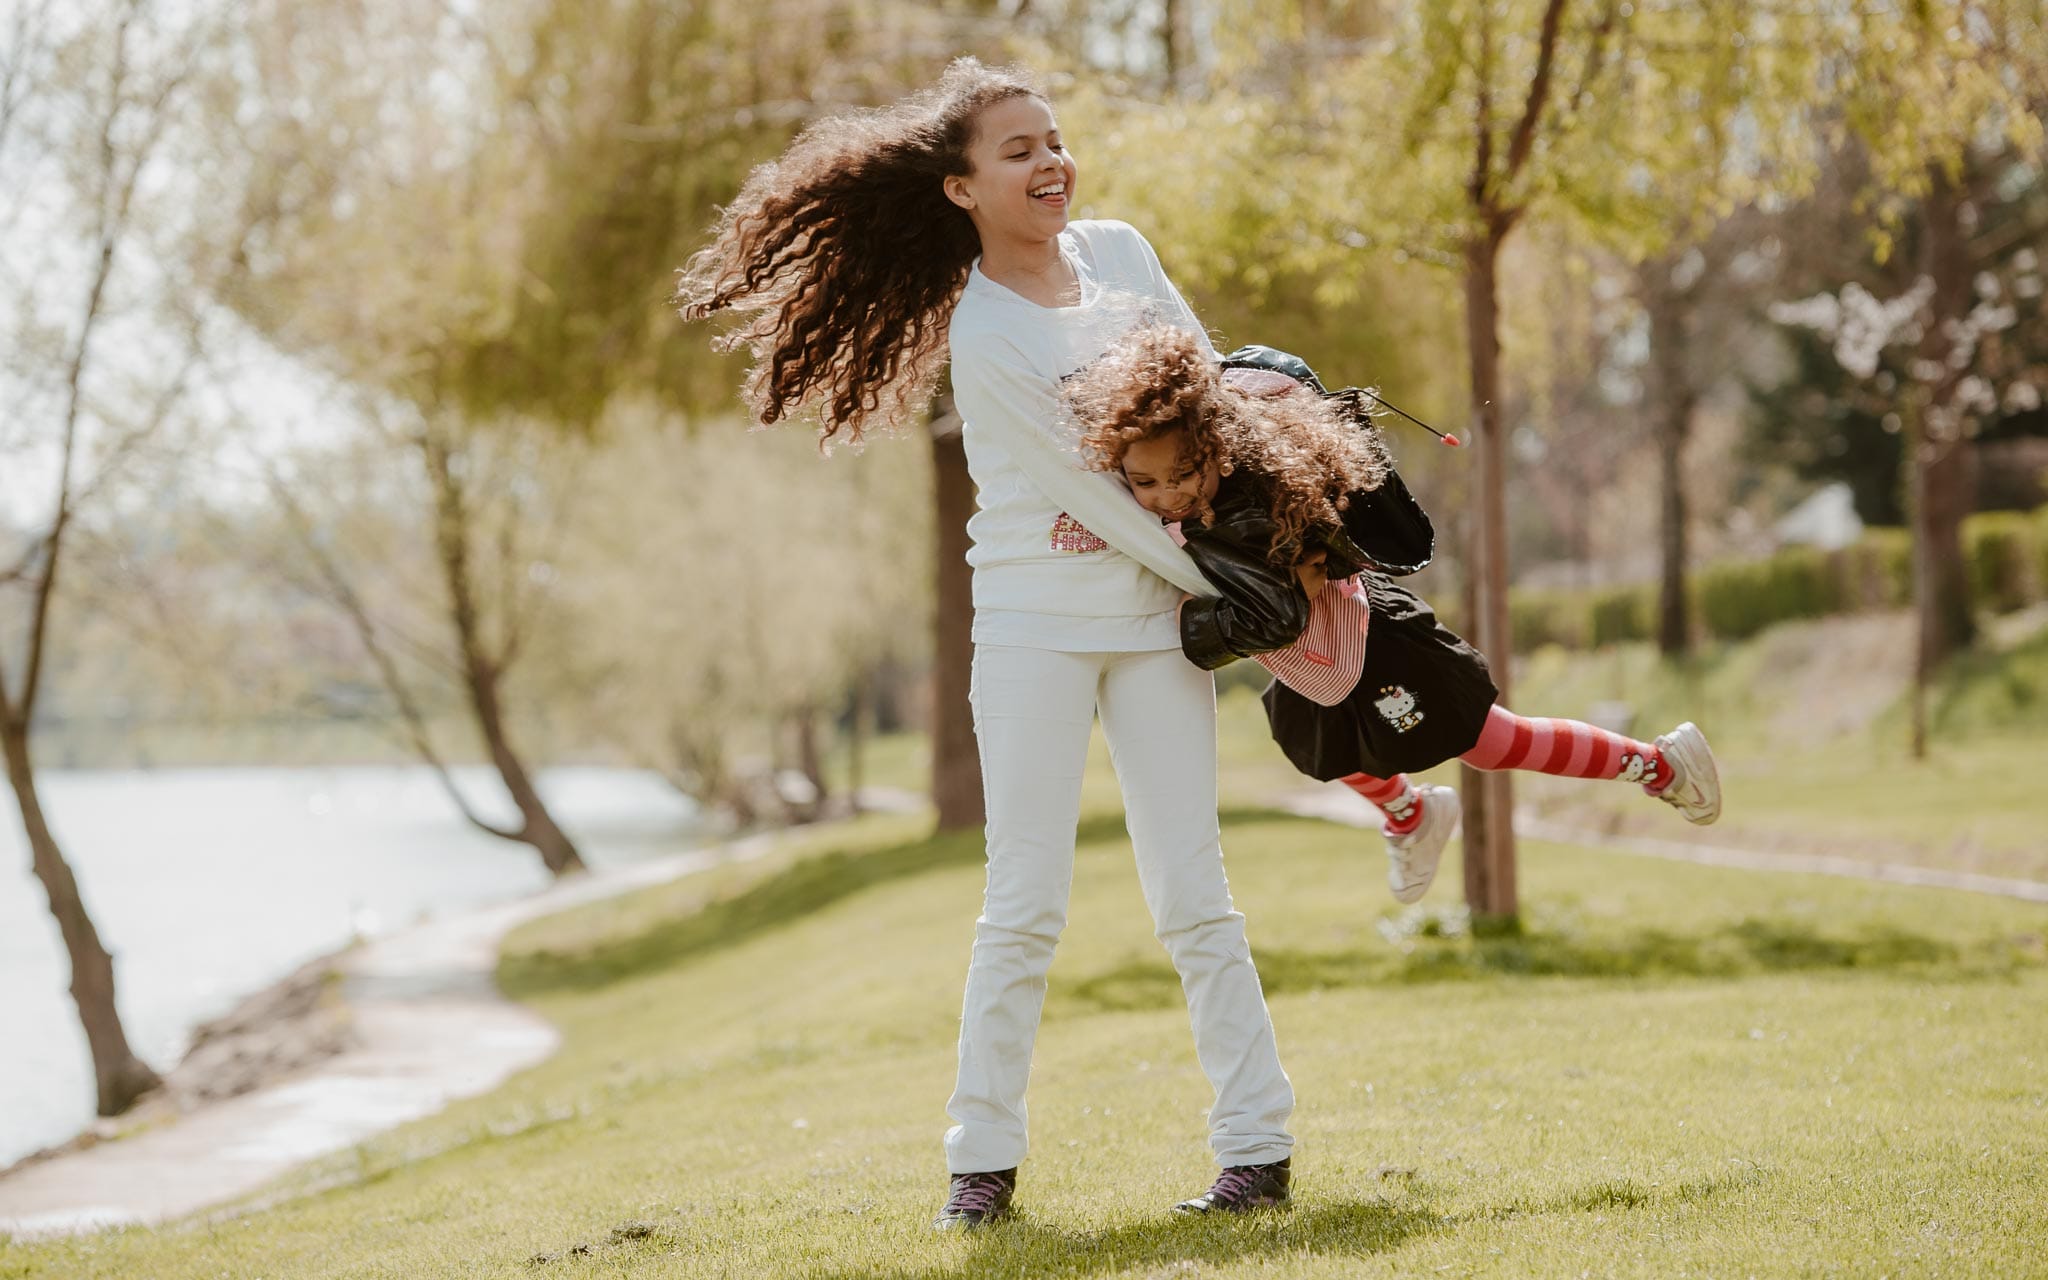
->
[1064,325,1723,904]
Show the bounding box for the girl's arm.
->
[1178,538,1313,670]
[950,336,1219,599]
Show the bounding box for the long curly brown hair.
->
[1066,326,1391,561]
[674,58,1041,442]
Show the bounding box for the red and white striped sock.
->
[1459,703,1669,791]
[1342,771,1425,833]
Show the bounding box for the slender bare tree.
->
[0,0,237,1116]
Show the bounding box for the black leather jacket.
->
[1178,346,1436,671]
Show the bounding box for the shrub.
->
[1496,503,2041,653]
[2036,506,2048,595]
[1962,511,2039,614]
[1588,585,1654,647]
[1834,527,1912,610]
[1696,545,1840,640]
[1510,589,1588,650]
[2036,505,2048,604]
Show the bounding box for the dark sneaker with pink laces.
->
[932,1167,1016,1231]
[1173,1157,1292,1214]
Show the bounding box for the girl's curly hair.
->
[1066,326,1391,561]
[675,57,1041,442]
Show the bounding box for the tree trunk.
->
[1458,228,1518,925]
[1161,0,1192,92]
[930,391,986,833]
[1917,168,1978,662]
[1919,442,1974,657]
[1917,437,1975,660]
[2,718,161,1115]
[670,722,757,829]
[792,703,829,822]
[846,677,870,816]
[1646,269,1695,658]
[465,656,585,874]
[423,430,586,876]
[1904,166,1980,758]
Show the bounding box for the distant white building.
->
[1774,481,1864,551]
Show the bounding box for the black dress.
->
[1258,572,1498,780]
[1177,345,1500,780]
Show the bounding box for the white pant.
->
[944,644,1295,1173]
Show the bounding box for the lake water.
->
[0,765,702,1169]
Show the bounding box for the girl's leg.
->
[1459,704,1722,823]
[1340,771,1460,904]
[1460,703,1668,788]
[1341,771,1424,833]
[1097,648,1294,1171]
[943,645,1104,1176]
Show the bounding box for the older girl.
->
[677,59,1294,1227]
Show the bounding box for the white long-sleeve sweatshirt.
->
[947,219,1221,652]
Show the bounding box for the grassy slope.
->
[8,784,2046,1277]
[1493,612,2048,880]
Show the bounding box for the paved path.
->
[1278,786,2048,904]
[0,828,800,1239]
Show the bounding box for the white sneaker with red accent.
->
[1649,722,1722,825]
[1385,784,1459,904]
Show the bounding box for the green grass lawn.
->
[9,783,2046,1276]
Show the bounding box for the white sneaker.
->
[1384,784,1459,904]
[1649,721,1721,825]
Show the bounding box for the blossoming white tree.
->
[1771,254,2042,753]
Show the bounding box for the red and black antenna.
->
[1354,388,1461,447]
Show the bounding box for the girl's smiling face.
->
[942,95,1077,243]
[1121,430,1221,523]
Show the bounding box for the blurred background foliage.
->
[6,0,2046,824]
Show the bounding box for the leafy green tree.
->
[226,0,1007,839]
[1298,0,1643,921]
[1185,0,1971,919]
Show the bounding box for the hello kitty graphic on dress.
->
[1373,685,1424,732]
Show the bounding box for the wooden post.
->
[1459,228,1519,927]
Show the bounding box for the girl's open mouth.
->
[1030,180,1067,209]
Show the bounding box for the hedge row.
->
[1508,505,2048,651]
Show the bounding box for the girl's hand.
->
[1294,548,1329,597]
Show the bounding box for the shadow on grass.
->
[538,1168,1765,1275]
[856,1200,1438,1280]
[838,1169,1761,1279]
[1467,1163,1769,1224]
[499,808,1295,999]
[528,1199,1438,1277]
[1061,919,2034,1014]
